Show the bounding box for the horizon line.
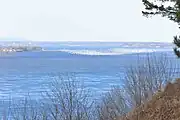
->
[0,39,172,43]
[29,40,173,43]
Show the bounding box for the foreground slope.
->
[120,79,180,120]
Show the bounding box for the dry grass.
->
[119,78,180,120]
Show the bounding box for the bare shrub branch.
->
[96,86,130,120]
[123,53,178,107]
[44,74,93,120]
[96,53,179,120]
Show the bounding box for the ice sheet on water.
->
[58,48,172,56]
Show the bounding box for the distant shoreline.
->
[0,45,43,53]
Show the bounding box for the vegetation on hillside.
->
[119,78,180,120]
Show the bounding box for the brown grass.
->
[119,78,180,120]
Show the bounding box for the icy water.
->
[0,42,176,101]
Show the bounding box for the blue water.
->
[0,42,176,101]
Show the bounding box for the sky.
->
[0,0,179,42]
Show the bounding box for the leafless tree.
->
[96,53,179,120]
[123,53,178,107]
[10,97,41,120]
[1,74,93,120]
[96,86,130,120]
[44,74,93,120]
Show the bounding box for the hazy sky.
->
[0,0,179,42]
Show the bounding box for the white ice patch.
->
[58,48,171,56]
